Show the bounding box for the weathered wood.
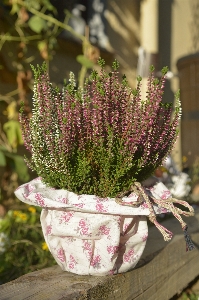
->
[1,207,199,300]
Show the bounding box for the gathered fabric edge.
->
[14,177,170,216]
[14,177,195,250]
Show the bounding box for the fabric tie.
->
[115,182,195,251]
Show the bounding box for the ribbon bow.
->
[115,182,195,251]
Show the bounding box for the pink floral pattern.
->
[142,233,148,242]
[107,245,119,254]
[35,193,46,207]
[123,249,135,263]
[57,196,68,204]
[57,248,65,262]
[91,254,101,269]
[96,202,108,213]
[140,202,149,209]
[98,225,110,235]
[68,254,77,269]
[46,225,52,235]
[74,203,84,208]
[150,182,172,201]
[160,190,171,200]
[78,219,90,235]
[82,240,93,259]
[59,212,74,224]
[123,223,130,233]
[23,183,34,197]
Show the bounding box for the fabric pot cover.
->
[15,177,184,276]
[41,209,147,275]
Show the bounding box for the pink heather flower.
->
[19,61,181,198]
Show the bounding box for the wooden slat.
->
[1,207,199,300]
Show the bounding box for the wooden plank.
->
[1,207,199,300]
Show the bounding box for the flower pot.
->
[40,209,147,275]
[15,177,185,276]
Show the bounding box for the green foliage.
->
[20,62,181,198]
[98,57,106,68]
[161,66,169,75]
[3,120,23,149]
[0,150,6,167]
[112,59,119,71]
[180,291,199,300]
[0,148,29,181]
[0,207,56,284]
[28,15,47,33]
[76,55,94,69]
[150,65,155,72]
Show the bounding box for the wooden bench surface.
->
[1,207,199,300]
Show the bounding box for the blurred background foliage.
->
[0,0,100,283]
[0,206,56,284]
[0,0,98,212]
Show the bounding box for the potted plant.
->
[15,59,194,276]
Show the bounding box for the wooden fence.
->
[1,207,199,300]
[177,52,199,166]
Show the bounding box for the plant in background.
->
[19,59,181,198]
[0,206,55,284]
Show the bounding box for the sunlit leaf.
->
[3,120,24,149]
[13,155,30,182]
[6,101,18,120]
[5,152,30,182]
[76,55,94,68]
[43,0,55,11]
[10,3,19,15]
[0,150,6,167]
[28,16,47,33]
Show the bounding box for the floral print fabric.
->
[41,209,147,275]
[14,177,172,275]
[15,177,169,216]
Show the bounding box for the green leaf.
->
[28,16,47,33]
[0,150,6,167]
[3,120,24,149]
[43,0,54,11]
[12,155,30,182]
[76,55,94,69]
[4,153,30,182]
[10,3,19,15]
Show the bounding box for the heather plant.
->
[19,59,181,198]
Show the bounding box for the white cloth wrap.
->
[14,177,170,275]
[41,209,147,275]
